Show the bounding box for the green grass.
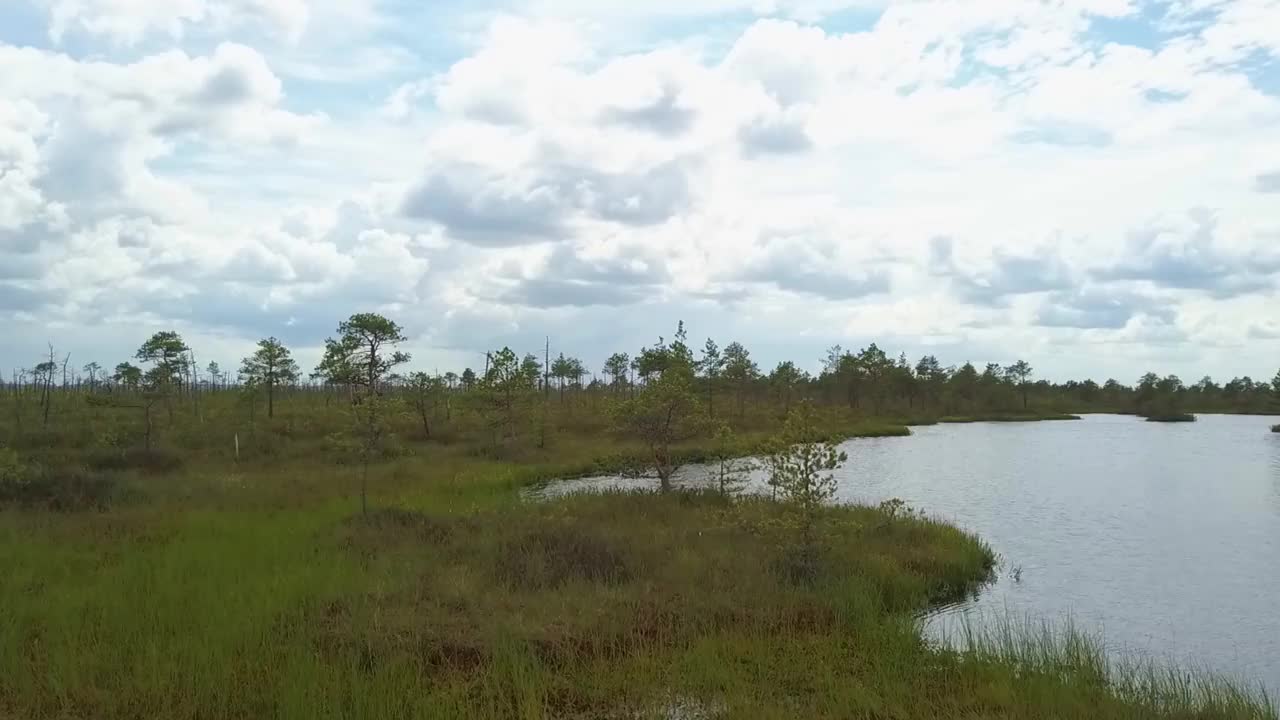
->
[0,390,1272,718]
[4,491,1273,719]
[0,491,996,719]
[943,614,1275,719]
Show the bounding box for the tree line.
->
[6,313,1279,514]
[7,315,1280,426]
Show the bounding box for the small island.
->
[1272,424,1280,433]
[1135,374,1197,423]
[1145,413,1197,423]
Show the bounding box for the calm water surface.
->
[534,414,1280,690]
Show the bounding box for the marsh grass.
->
[4,487,1272,719]
[941,614,1276,720]
[0,392,1271,718]
[0,490,998,719]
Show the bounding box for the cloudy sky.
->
[2,0,1278,383]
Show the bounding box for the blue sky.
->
[1,0,1279,383]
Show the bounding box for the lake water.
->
[533,414,1280,691]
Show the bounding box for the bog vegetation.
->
[2,314,1277,719]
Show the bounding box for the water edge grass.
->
[937,613,1276,719]
[937,412,1082,424]
[1145,413,1198,423]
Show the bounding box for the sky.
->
[1,0,1279,383]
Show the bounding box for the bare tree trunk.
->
[143,401,153,452]
[41,376,51,427]
[539,336,549,449]
[361,454,369,518]
[189,350,202,422]
[13,370,25,435]
[419,405,431,439]
[41,344,55,427]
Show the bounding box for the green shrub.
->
[0,461,118,511]
[325,432,412,464]
[495,524,632,589]
[773,543,823,586]
[877,497,929,523]
[86,446,183,474]
[0,447,26,487]
[344,507,457,546]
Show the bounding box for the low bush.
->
[495,523,632,589]
[0,459,118,511]
[343,507,458,546]
[0,447,25,486]
[324,432,413,464]
[773,543,823,586]
[86,446,184,474]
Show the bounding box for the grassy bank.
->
[936,412,1082,424]
[5,489,1274,719]
[551,421,910,482]
[1145,413,1198,423]
[7,491,987,719]
[948,616,1276,719]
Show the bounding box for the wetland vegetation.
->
[2,315,1277,718]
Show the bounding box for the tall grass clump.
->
[944,613,1277,720]
[0,448,120,511]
